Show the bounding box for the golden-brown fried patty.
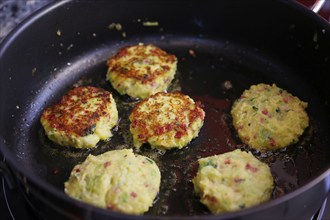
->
[106,44,177,99]
[129,92,205,150]
[64,149,161,215]
[193,149,274,214]
[40,86,118,148]
[231,83,309,151]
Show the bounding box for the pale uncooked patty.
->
[106,44,177,99]
[40,86,118,149]
[129,92,205,150]
[64,149,161,215]
[193,149,274,214]
[231,83,309,152]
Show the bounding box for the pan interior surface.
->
[0,0,329,218]
[7,35,329,216]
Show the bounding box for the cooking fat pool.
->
[231,83,309,152]
[129,92,205,150]
[64,149,161,215]
[106,44,177,99]
[40,86,118,149]
[193,149,274,214]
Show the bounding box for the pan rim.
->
[0,0,329,218]
[0,0,70,56]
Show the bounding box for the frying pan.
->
[0,0,329,219]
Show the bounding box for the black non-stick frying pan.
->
[0,0,329,219]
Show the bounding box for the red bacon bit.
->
[262,109,272,118]
[262,109,268,115]
[81,98,87,104]
[130,192,137,198]
[175,131,183,138]
[131,120,137,128]
[151,82,158,87]
[155,126,165,135]
[283,97,289,103]
[224,159,231,165]
[75,168,81,173]
[189,105,205,121]
[179,124,187,130]
[234,178,244,183]
[104,161,111,168]
[245,163,258,173]
[165,124,173,131]
[204,195,217,203]
[138,134,145,140]
[107,203,116,210]
[269,138,276,147]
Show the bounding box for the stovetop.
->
[1,175,37,220]
[0,0,330,219]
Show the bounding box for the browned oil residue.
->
[192,94,237,157]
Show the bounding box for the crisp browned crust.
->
[41,86,112,137]
[107,44,177,83]
[129,92,205,145]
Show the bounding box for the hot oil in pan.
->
[36,40,328,216]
